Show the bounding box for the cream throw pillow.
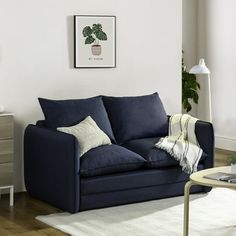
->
[57,116,111,157]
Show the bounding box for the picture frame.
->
[74,15,116,68]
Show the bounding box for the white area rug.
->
[36,188,236,236]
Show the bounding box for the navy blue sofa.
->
[24,93,214,213]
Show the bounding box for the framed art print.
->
[74,15,116,68]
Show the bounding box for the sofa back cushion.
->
[103,93,168,144]
[38,96,115,142]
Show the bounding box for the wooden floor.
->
[214,148,232,167]
[0,149,233,236]
[0,193,68,236]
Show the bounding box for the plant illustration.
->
[182,50,200,112]
[82,23,107,56]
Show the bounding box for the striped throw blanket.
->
[155,114,202,174]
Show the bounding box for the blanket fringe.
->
[156,141,196,174]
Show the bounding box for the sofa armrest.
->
[24,125,80,213]
[195,120,215,168]
[167,116,215,168]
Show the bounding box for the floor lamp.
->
[189,58,212,122]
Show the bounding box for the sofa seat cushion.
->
[102,93,168,144]
[80,144,146,177]
[38,96,115,142]
[81,164,204,195]
[123,137,208,168]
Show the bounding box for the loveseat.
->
[24,93,214,213]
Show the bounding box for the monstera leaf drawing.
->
[82,23,107,56]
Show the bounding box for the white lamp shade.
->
[189,58,210,74]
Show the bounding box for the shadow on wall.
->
[66,16,74,69]
[12,102,43,192]
[14,120,25,192]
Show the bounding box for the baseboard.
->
[215,135,236,151]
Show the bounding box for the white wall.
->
[182,0,198,72]
[198,0,236,151]
[182,0,210,119]
[0,0,182,191]
[182,0,198,116]
[184,0,236,151]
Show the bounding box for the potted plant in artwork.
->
[182,51,200,112]
[82,23,107,56]
[228,152,236,173]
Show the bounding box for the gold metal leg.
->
[184,181,194,236]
